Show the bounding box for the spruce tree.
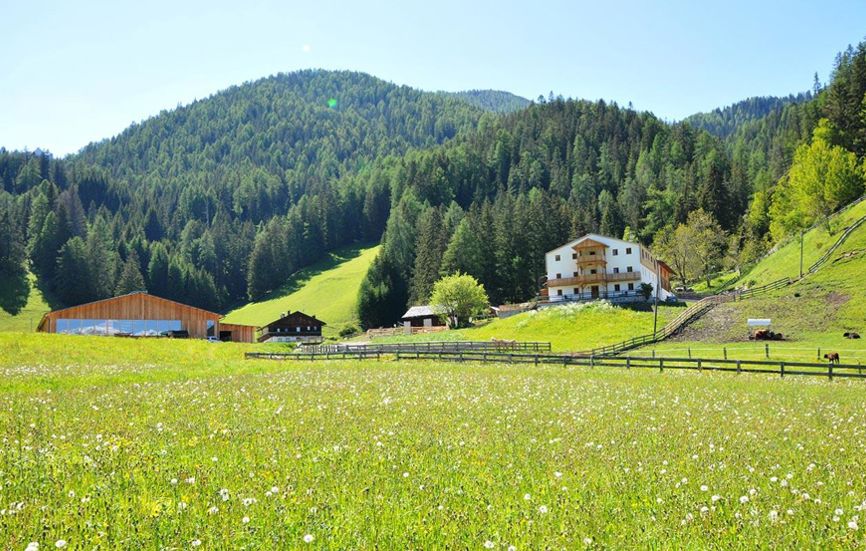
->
[115,251,147,295]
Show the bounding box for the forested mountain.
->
[442,90,531,113]
[357,40,866,327]
[684,92,813,138]
[0,71,486,313]
[1,40,865,328]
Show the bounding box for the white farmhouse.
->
[544,233,674,302]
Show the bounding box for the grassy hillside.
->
[737,199,866,288]
[646,208,866,362]
[2,332,865,548]
[223,244,378,335]
[0,273,52,332]
[371,301,682,352]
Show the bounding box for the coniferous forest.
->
[1,41,865,327]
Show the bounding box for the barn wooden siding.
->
[220,323,256,343]
[37,292,256,342]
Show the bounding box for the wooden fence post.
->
[590,356,594,368]
[724,347,728,360]
[659,358,664,372]
[817,348,821,360]
[626,357,631,369]
[688,347,692,359]
[765,344,769,359]
[780,362,785,378]
[829,362,834,381]
[697,359,702,372]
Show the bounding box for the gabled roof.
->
[401,305,437,319]
[37,291,223,331]
[572,237,608,249]
[260,310,326,330]
[546,233,638,255]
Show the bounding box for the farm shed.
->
[36,291,256,342]
[401,305,445,328]
[258,311,326,343]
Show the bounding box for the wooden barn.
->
[36,291,256,342]
[258,311,326,343]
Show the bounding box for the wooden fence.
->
[245,348,863,380]
[298,340,552,355]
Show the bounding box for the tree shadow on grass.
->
[0,270,30,315]
[223,242,377,313]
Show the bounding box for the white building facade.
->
[544,234,674,303]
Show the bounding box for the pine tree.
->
[115,251,146,295]
[409,207,448,304]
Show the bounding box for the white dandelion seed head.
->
[739,496,749,504]
[303,534,314,543]
[25,543,39,551]
[242,516,250,524]
[700,485,708,492]
[849,520,859,530]
[538,505,548,514]
[191,540,202,547]
[483,541,495,549]
[54,541,67,549]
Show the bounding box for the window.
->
[573,272,578,277]
[589,251,596,256]
[556,273,561,279]
[626,247,632,254]
[572,253,577,259]
[614,284,621,292]
[590,269,597,274]
[555,254,560,261]
[612,249,618,256]
[55,319,181,336]
[628,283,634,291]
[557,289,563,296]
[573,288,579,295]
[613,267,619,274]
[296,327,301,333]
[626,266,633,272]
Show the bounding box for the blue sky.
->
[2,0,864,156]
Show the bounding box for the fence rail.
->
[298,340,552,355]
[245,349,864,380]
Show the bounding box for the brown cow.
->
[824,352,841,365]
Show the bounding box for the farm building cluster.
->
[36,291,326,344]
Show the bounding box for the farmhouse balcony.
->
[574,256,607,267]
[546,271,640,287]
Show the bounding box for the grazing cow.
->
[753,329,769,340]
[824,352,841,365]
[844,332,861,339]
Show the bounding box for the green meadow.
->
[2,333,866,548]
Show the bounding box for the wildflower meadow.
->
[2,340,866,548]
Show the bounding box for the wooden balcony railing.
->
[546,271,640,287]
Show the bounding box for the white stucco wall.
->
[545,234,673,301]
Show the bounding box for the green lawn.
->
[371,301,682,352]
[222,244,379,336]
[3,333,866,548]
[0,272,52,332]
[737,199,866,288]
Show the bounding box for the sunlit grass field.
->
[3,334,866,548]
[222,244,378,336]
[371,301,682,352]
